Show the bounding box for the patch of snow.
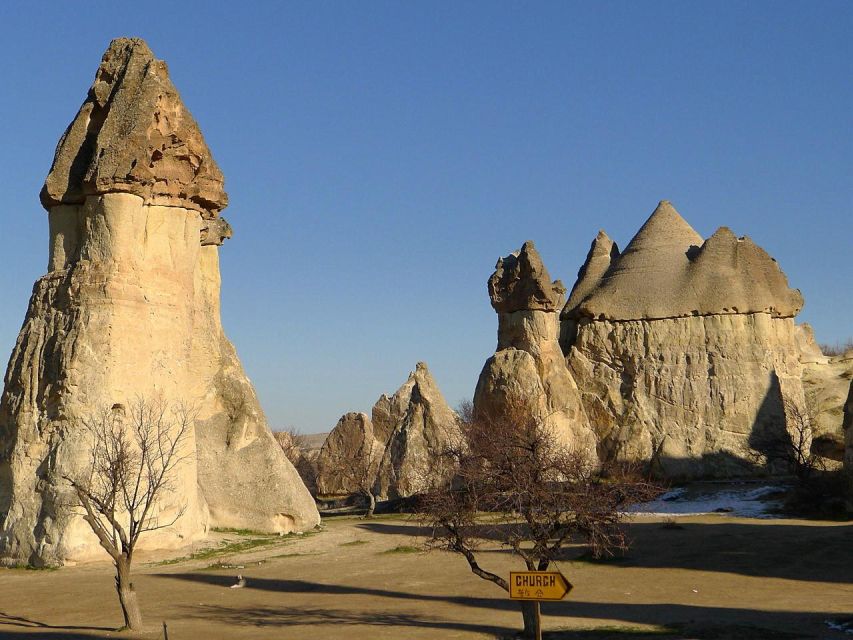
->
[630,483,788,519]
[659,488,688,502]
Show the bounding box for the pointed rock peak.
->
[590,230,620,260]
[41,37,228,216]
[489,241,565,313]
[414,361,430,375]
[563,230,620,318]
[575,203,803,320]
[625,200,703,253]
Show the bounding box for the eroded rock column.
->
[0,38,318,566]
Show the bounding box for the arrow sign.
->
[509,571,573,601]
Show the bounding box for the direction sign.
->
[509,571,572,601]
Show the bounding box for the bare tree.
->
[274,428,318,494]
[751,396,823,481]
[418,398,659,639]
[274,427,307,462]
[64,397,194,630]
[337,429,381,518]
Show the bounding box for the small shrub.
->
[782,470,852,520]
[820,339,853,357]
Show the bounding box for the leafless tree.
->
[819,338,853,357]
[274,428,318,494]
[64,397,194,630]
[337,429,382,518]
[418,398,659,639]
[751,396,823,481]
[274,427,307,462]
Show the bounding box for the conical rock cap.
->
[575,201,802,320]
[41,37,227,216]
[562,230,619,319]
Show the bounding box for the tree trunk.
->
[115,556,143,630]
[364,491,376,518]
[520,601,541,640]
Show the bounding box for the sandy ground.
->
[0,514,851,640]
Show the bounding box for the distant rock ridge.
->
[563,201,803,322]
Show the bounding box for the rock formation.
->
[315,413,384,496]
[844,381,853,473]
[561,200,807,477]
[0,38,318,566]
[374,363,460,500]
[315,363,459,500]
[475,242,597,456]
[797,325,852,462]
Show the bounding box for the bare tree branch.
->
[62,395,194,630]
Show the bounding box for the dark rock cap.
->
[488,241,565,313]
[41,37,228,216]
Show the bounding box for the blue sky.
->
[0,2,850,433]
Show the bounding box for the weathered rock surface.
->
[475,242,597,456]
[797,325,852,462]
[315,413,384,496]
[314,363,459,500]
[374,363,460,500]
[844,380,853,473]
[0,38,317,566]
[41,38,227,215]
[570,201,804,321]
[561,201,807,477]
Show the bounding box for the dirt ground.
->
[0,513,851,640]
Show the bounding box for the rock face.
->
[315,363,459,500]
[0,38,318,566]
[315,413,384,496]
[797,325,852,462]
[561,201,807,477]
[844,381,853,473]
[475,242,597,456]
[374,363,460,500]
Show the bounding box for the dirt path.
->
[1,514,851,639]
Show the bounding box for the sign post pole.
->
[534,601,541,640]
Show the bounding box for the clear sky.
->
[0,2,850,433]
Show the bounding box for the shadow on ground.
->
[0,611,114,639]
[157,573,847,638]
[355,519,853,584]
[185,603,513,637]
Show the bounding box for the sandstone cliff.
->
[315,413,384,496]
[0,38,318,566]
[797,325,852,462]
[561,201,807,477]
[475,242,597,456]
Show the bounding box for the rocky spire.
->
[41,37,228,216]
[561,230,619,320]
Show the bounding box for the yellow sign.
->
[509,571,572,601]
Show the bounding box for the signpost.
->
[508,571,572,640]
